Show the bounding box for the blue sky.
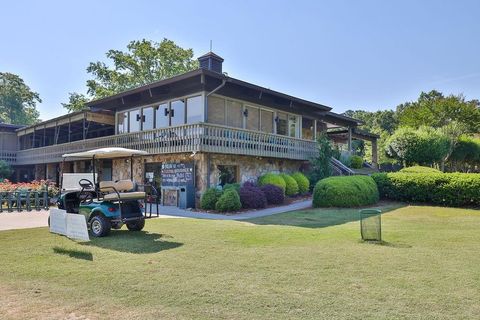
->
[1,0,479,120]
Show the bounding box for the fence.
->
[0,189,49,212]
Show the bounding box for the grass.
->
[0,203,479,319]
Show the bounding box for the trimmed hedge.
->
[239,185,267,209]
[291,172,310,195]
[258,173,286,193]
[350,155,364,169]
[260,184,285,205]
[200,188,223,210]
[223,183,240,193]
[372,172,480,207]
[399,166,441,174]
[215,189,242,212]
[280,174,299,196]
[313,176,379,208]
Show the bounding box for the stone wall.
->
[34,164,45,180]
[111,152,306,207]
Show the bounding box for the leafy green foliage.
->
[0,160,12,179]
[0,72,41,125]
[63,39,198,112]
[308,134,333,186]
[215,189,242,212]
[372,172,480,207]
[223,183,240,193]
[313,176,379,208]
[258,173,286,194]
[200,188,223,210]
[386,126,450,166]
[280,174,299,196]
[290,172,310,195]
[350,155,364,169]
[61,92,90,113]
[400,166,442,174]
[397,90,480,133]
[447,136,480,172]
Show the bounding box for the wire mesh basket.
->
[360,209,382,241]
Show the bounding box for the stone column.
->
[46,163,57,181]
[347,127,353,153]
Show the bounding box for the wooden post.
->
[347,127,353,153]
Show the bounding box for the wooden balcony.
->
[0,151,17,165]
[15,123,318,165]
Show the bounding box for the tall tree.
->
[63,38,199,112]
[0,72,41,125]
[397,90,480,133]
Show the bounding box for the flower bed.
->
[0,179,59,197]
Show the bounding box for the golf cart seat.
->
[99,180,146,201]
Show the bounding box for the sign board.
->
[66,214,90,241]
[161,162,194,187]
[49,209,90,241]
[49,208,68,235]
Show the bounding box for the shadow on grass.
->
[53,246,93,261]
[80,230,182,254]
[360,240,412,248]
[247,202,407,229]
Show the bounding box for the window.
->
[186,95,203,124]
[129,109,141,132]
[260,110,274,133]
[117,112,127,134]
[245,106,260,131]
[289,115,298,137]
[142,107,154,131]
[207,96,225,125]
[217,165,238,186]
[276,112,288,136]
[226,100,243,128]
[302,117,315,140]
[155,103,169,128]
[170,99,185,126]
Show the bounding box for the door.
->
[144,162,162,189]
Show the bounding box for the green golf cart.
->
[56,147,149,237]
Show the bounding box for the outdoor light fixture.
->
[274,116,279,122]
[243,109,248,117]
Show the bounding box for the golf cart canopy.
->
[62,147,148,159]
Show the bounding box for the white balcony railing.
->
[15,123,318,165]
[0,151,17,165]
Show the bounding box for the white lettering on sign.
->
[49,208,67,235]
[49,209,90,242]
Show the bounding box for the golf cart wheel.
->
[90,215,111,237]
[126,219,145,231]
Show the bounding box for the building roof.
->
[0,123,25,130]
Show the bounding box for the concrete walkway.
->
[0,211,49,231]
[147,199,312,220]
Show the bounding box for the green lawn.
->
[1,203,479,319]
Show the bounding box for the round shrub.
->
[215,189,242,212]
[242,181,257,188]
[280,174,299,196]
[399,166,442,174]
[260,184,285,205]
[239,185,267,209]
[350,155,364,169]
[200,188,223,210]
[223,183,240,193]
[313,176,379,208]
[290,172,310,194]
[258,173,286,193]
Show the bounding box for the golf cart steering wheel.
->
[78,179,94,190]
[78,179,95,204]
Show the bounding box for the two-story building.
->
[1,52,378,207]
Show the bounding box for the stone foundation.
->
[111,152,306,207]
